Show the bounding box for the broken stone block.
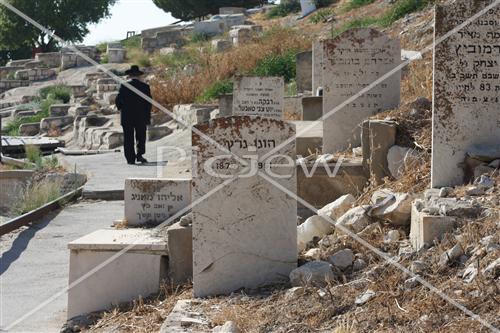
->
[297,215,332,252]
[148,125,173,141]
[336,206,371,234]
[213,321,240,333]
[212,39,232,53]
[361,120,397,184]
[328,249,354,270]
[387,145,419,179]
[409,201,455,250]
[317,194,355,220]
[369,190,413,226]
[289,261,335,287]
[438,243,464,268]
[355,289,376,305]
[167,222,193,285]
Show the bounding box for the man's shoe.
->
[136,156,148,163]
[127,161,135,165]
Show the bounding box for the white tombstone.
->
[124,178,191,226]
[232,76,284,119]
[300,0,316,17]
[431,0,500,187]
[322,28,401,153]
[312,40,324,96]
[192,116,297,297]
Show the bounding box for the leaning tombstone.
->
[300,0,316,17]
[322,28,401,153]
[232,76,284,119]
[431,0,500,187]
[192,116,297,297]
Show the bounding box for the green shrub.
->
[266,1,301,18]
[39,85,71,103]
[127,48,152,68]
[379,0,430,26]
[188,32,209,44]
[122,35,141,49]
[96,42,108,54]
[332,17,379,37]
[100,54,109,64]
[251,50,297,82]
[342,0,375,12]
[25,144,42,165]
[197,80,233,103]
[4,98,54,136]
[309,8,334,23]
[153,49,200,70]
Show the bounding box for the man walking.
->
[115,65,152,165]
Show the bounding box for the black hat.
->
[125,65,144,76]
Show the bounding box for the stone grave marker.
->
[432,0,500,187]
[312,40,324,95]
[192,116,297,297]
[322,28,401,153]
[300,0,316,17]
[296,51,313,93]
[233,76,284,119]
[124,178,191,226]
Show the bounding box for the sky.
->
[83,0,176,45]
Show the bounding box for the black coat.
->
[115,79,152,126]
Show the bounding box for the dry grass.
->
[83,284,192,333]
[151,27,311,108]
[15,178,62,214]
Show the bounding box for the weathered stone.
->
[296,51,312,93]
[317,194,355,220]
[289,261,334,287]
[192,117,297,297]
[297,215,331,252]
[432,1,500,187]
[384,230,400,243]
[232,76,284,119]
[173,104,216,127]
[300,0,316,17]
[352,258,367,271]
[361,120,397,184]
[124,178,191,226]
[355,289,376,305]
[409,201,455,250]
[19,122,40,136]
[304,248,321,260]
[167,222,193,285]
[213,321,240,333]
[369,190,413,225]
[482,258,500,278]
[212,39,232,53]
[218,94,233,117]
[302,96,322,121]
[438,243,464,268]
[148,125,173,141]
[328,249,354,270]
[336,206,371,234]
[50,104,71,117]
[322,29,401,153]
[67,229,167,319]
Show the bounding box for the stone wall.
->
[141,26,190,53]
[0,66,22,79]
[0,80,30,94]
[15,68,56,81]
[35,52,62,68]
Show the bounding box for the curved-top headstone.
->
[192,116,297,297]
[432,0,500,187]
[232,76,284,119]
[322,28,401,153]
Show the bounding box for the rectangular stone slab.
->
[192,116,297,297]
[233,76,284,119]
[124,178,191,226]
[431,0,500,187]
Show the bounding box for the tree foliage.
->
[0,0,117,52]
[153,0,266,21]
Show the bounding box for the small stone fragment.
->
[328,249,354,270]
[355,289,376,305]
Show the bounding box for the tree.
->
[153,0,266,21]
[0,0,117,53]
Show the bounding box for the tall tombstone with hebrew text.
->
[192,116,297,297]
[322,28,401,153]
[432,0,500,187]
[233,76,284,119]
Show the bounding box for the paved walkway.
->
[0,201,124,333]
[60,129,192,199]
